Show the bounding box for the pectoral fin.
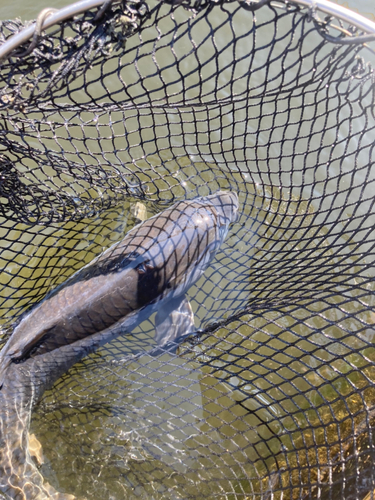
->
[154,295,195,351]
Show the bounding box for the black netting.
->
[0,0,374,498]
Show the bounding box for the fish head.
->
[204,190,239,228]
[197,190,239,253]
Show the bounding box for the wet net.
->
[0,0,374,498]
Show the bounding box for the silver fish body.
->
[0,191,238,388]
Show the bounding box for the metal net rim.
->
[0,0,375,62]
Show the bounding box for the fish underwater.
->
[0,190,239,499]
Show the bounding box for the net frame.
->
[0,0,375,61]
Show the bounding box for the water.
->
[0,0,73,23]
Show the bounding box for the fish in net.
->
[0,0,374,499]
[0,191,238,498]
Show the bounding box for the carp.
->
[0,190,238,499]
[0,191,238,388]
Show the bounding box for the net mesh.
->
[0,0,374,498]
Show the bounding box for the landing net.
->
[0,0,374,498]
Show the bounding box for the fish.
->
[0,190,238,499]
[0,190,238,389]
